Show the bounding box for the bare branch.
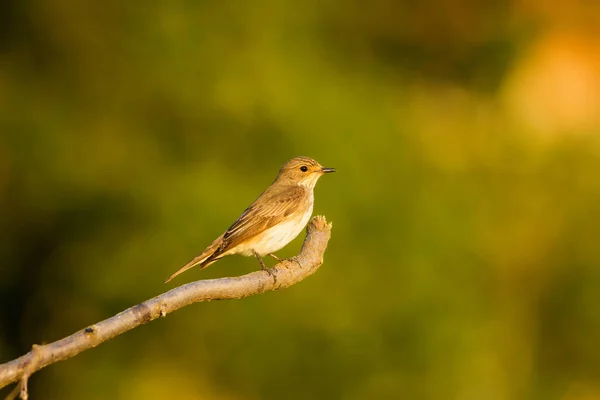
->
[0,216,333,394]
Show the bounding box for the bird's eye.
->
[300,166,308,172]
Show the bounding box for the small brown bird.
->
[165,156,336,283]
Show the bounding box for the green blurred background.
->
[2,1,600,399]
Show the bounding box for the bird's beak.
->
[321,167,336,173]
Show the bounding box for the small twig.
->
[0,216,333,396]
[19,345,41,400]
[3,344,42,400]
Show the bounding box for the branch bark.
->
[0,216,332,397]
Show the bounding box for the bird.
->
[165,156,336,283]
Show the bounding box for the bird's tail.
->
[164,234,225,283]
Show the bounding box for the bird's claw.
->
[289,256,303,269]
[262,266,277,284]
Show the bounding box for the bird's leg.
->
[254,251,276,282]
[268,254,282,262]
[254,251,267,270]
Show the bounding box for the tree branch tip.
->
[308,215,332,232]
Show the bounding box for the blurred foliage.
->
[1,0,600,399]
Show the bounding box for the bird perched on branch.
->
[165,156,336,283]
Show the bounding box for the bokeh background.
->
[2,1,600,399]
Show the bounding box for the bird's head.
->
[275,156,336,188]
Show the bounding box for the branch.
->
[0,216,333,398]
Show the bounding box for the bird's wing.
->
[220,185,309,250]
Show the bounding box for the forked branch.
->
[0,216,333,398]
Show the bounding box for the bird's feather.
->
[164,233,225,283]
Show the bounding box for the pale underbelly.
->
[233,204,313,256]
